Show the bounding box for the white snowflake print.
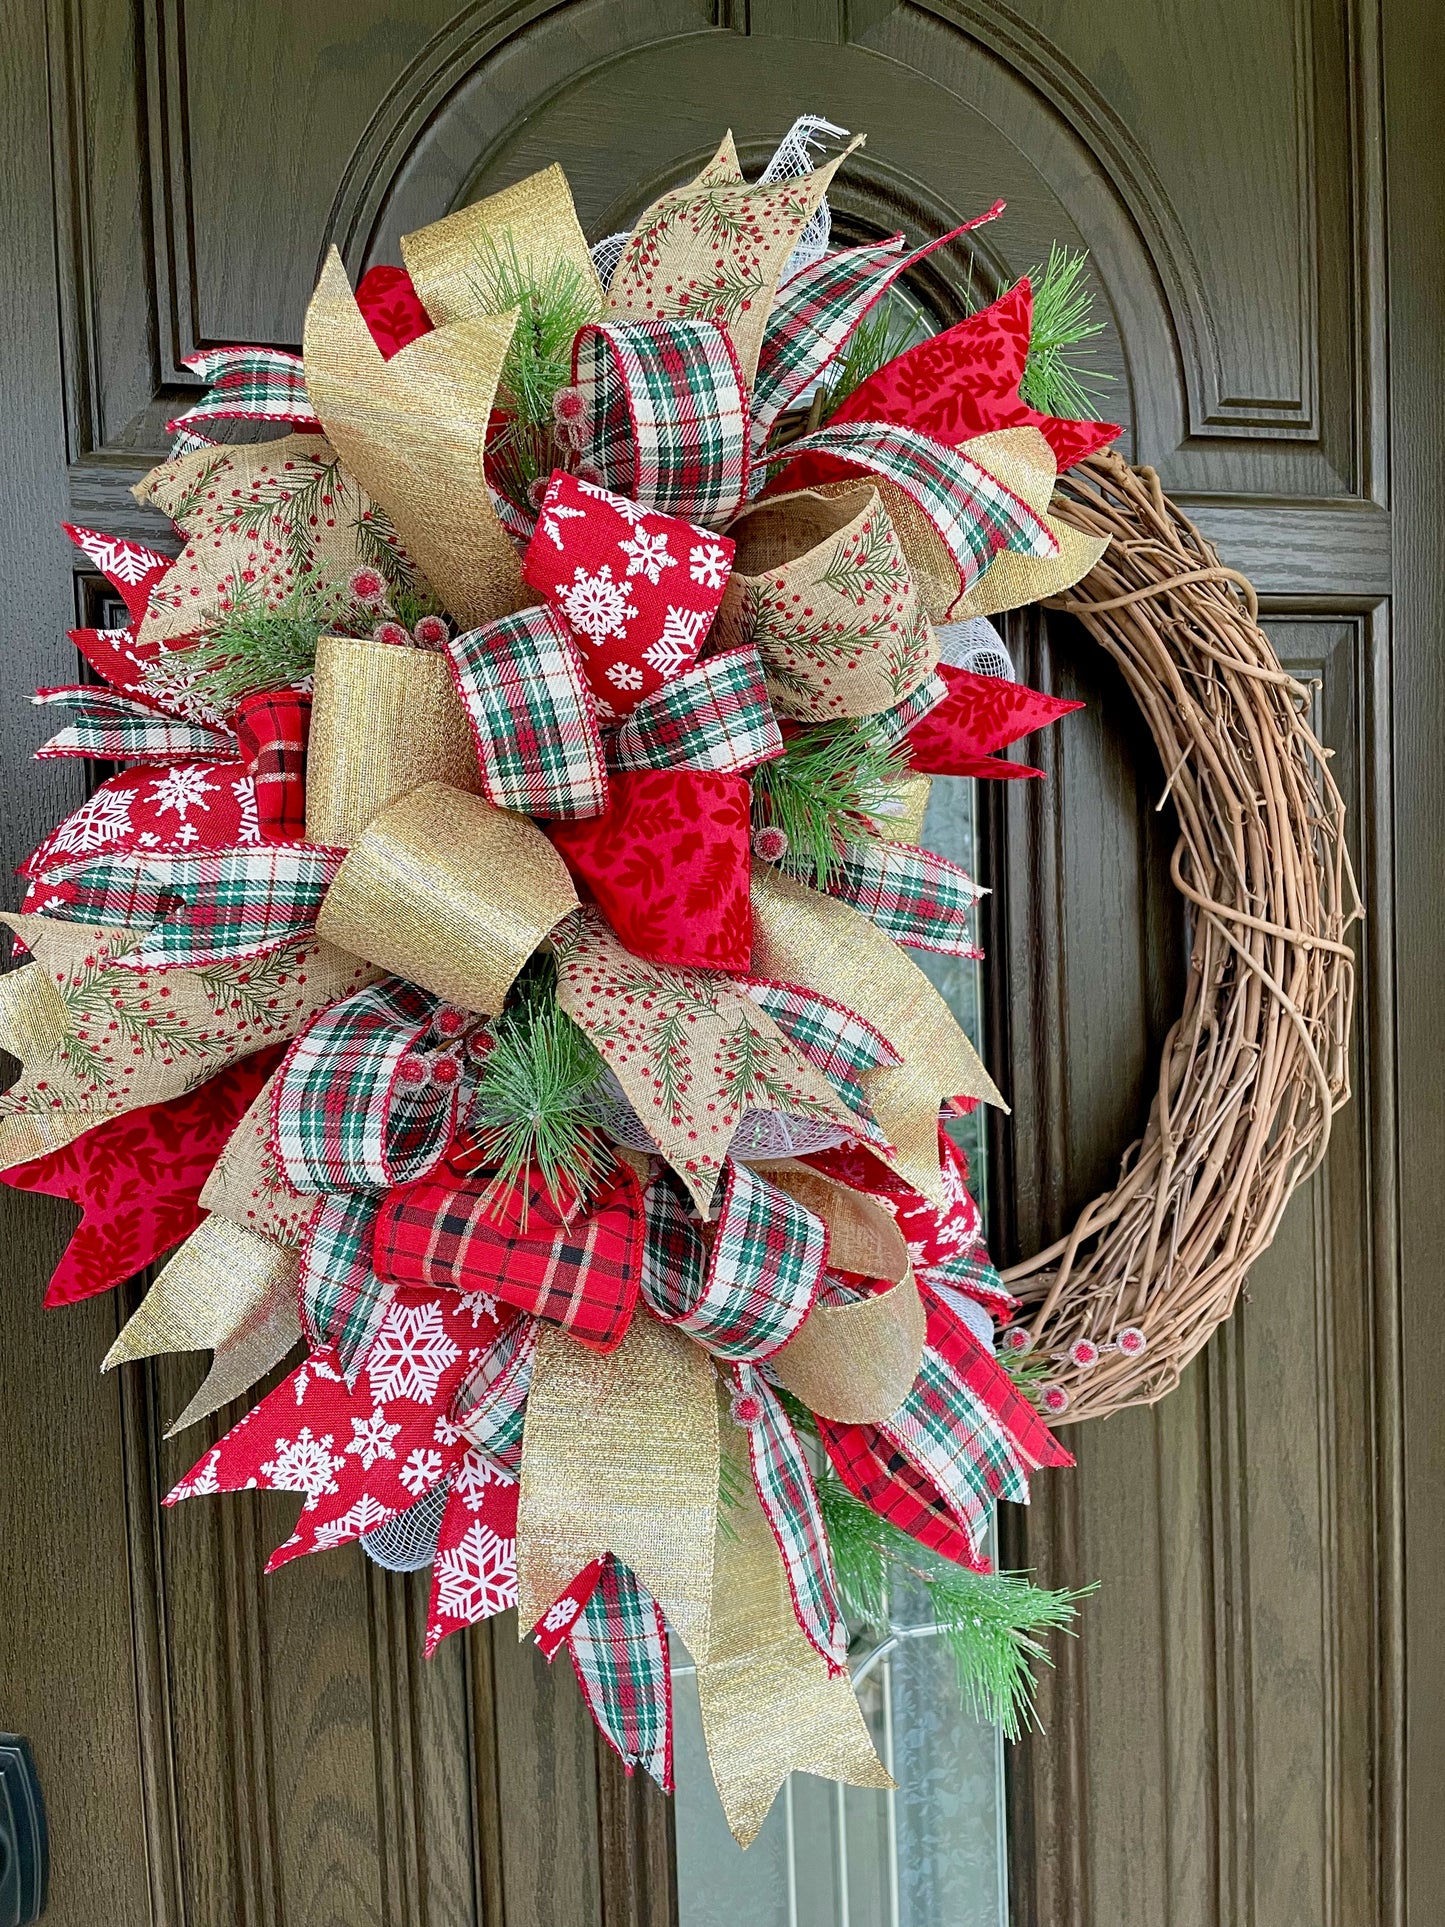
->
[177,1447,222,1499]
[260,1427,344,1500]
[293,1357,341,1406]
[48,786,135,856]
[644,606,710,679]
[232,774,261,846]
[312,1494,390,1549]
[433,1521,517,1623]
[70,529,162,586]
[459,1292,499,1328]
[606,661,644,692]
[399,1447,445,1497]
[689,541,730,590]
[452,1448,500,1513]
[149,764,219,820]
[433,1412,468,1448]
[346,1406,401,1469]
[619,526,677,585]
[542,1594,582,1634]
[578,478,649,525]
[366,1301,462,1405]
[559,564,638,644]
[540,500,585,550]
[171,820,200,847]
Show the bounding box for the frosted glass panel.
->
[675,779,1006,1927]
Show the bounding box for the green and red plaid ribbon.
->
[447,608,610,820]
[298,1189,393,1376]
[749,206,1004,461]
[739,977,899,1129]
[43,845,343,965]
[766,421,1058,611]
[782,839,984,957]
[608,647,782,777]
[817,1286,1071,1571]
[167,346,319,456]
[32,687,239,764]
[272,978,461,1192]
[640,1160,827,1361]
[566,1555,673,1791]
[732,1363,849,1670]
[865,672,950,753]
[573,318,750,526]
[455,1317,541,1478]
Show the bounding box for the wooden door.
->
[2,4,1440,1924]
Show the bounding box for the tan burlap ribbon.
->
[315,782,579,1014]
[303,248,530,628]
[517,1317,891,1844]
[717,486,938,721]
[751,1158,909,1282]
[103,1217,301,1434]
[304,635,481,847]
[607,132,862,388]
[749,866,1005,1203]
[0,915,376,1173]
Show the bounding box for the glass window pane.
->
[674,777,1007,1927]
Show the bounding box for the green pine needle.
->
[170,587,329,712]
[775,1386,1090,1738]
[1019,245,1113,421]
[470,235,603,507]
[816,1472,1092,1739]
[815,289,927,421]
[467,960,610,1218]
[752,718,910,887]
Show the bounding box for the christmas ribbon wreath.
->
[3,123,1143,1841]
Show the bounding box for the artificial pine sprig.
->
[466,958,610,1217]
[813,289,927,423]
[752,717,910,886]
[167,587,331,712]
[1019,245,1113,420]
[816,1469,1091,1739]
[470,234,603,509]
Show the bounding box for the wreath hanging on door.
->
[0,121,1356,1842]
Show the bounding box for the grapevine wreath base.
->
[0,121,1355,1840]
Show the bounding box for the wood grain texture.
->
[2,2,1430,1924]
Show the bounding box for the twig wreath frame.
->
[1002,452,1363,1423]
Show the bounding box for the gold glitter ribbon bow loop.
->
[303,249,530,628]
[516,1317,890,1846]
[314,782,580,1015]
[304,635,482,848]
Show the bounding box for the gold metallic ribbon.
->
[749,865,1005,1203]
[103,1217,302,1434]
[696,1385,892,1846]
[950,426,1108,618]
[400,164,605,325]
[870,772,933,845]
[315,782,579,1014]
[516,1315,720,1656]
[768,1270,925,1424]
[303,248,530,627]
[516,1318,891,1845]
[304,636,482,847]
[751,1158,909,1283]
